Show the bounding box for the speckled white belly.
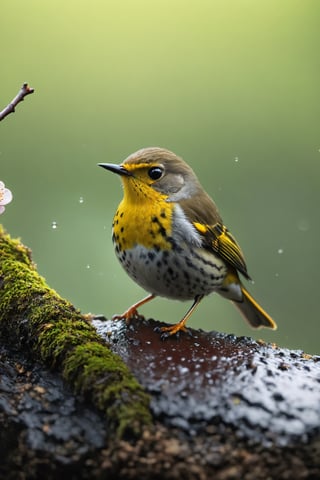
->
[115,243,228,301]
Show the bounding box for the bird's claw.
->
[112,308,145,324]
[154,323,189,340]
[160,330,180,341]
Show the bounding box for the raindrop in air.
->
[51,221,58,230]
[79,196,84,204]
[234,156,239,163]
[86,264,91,269]
[277,248,284,255]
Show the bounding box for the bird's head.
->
[99,147,202,204]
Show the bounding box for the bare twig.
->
[0,83,35,122]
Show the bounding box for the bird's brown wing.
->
[193,221,251,280]
[178,194,250,279]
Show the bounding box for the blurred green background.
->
[1,0,319,353]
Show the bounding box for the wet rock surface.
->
[1,320,320,479]
[94,317,320,446]
[0,344,106,473]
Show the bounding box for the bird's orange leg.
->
[160,295,204,338]
[112,294,156,324]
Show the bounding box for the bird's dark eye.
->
[148,166,163,180]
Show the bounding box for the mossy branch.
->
[0,225,151,437]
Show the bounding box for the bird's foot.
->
[112,294,155,325]
[154,322,189,340]
[112,307,145,325]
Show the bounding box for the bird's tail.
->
[234,285,277,330]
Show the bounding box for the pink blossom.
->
[0,181,13,214]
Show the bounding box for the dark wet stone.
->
[0,344,106,461]
[94,317,320,446]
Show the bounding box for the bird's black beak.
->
[98,163,132,176]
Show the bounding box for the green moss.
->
[0,225,152,437]
[64,342,151,437]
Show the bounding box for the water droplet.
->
[234,156,239,163]
[275,273,279,278]
[277,248,284,255]
[79,196,84,204]
[178,365,189,375]
[51,221,58,230]
[86,264,91,269]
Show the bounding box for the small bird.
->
[99,147,277,337]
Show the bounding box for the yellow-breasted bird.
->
[99,147,277,337]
